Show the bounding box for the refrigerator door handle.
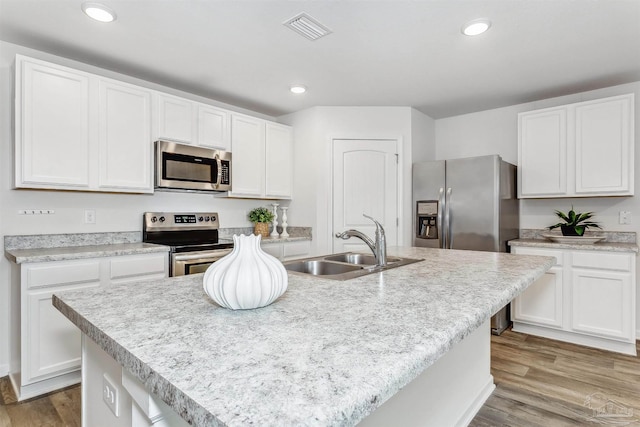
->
[445,187,453,249]
[437,187,445,249]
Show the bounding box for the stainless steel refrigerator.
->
[412,154,519,334]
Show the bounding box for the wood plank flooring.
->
[0,329,638,426]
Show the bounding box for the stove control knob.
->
[198,216,204,222]
[204,216,210,221]
[211,215,216,222]
[159,216,166,222]
[151,216,157,223]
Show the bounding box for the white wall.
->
[0,41,291,375]
[434,81,640,336]
[279,106,434,255]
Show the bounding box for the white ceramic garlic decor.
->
[203,234,288,310]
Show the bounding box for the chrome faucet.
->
[335,214,387,267]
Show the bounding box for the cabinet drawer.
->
[572,251,632,272]
[512,247,563,266]
[109,254,167,281]
[26,260,101,289]
[283,241,311,259]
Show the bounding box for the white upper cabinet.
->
[156,94,230,151]
[15,55,154,193]
[229,114,265,197]
[17,58,91,188]
[228,115,293,199]
[265,122,293,199]
[98,79,152,191]
[518,93,634,198]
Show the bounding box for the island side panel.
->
[359,319,494,427]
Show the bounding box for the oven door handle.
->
[173,250,232,262]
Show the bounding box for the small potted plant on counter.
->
[549,207,601,236]
[249,207,275,238]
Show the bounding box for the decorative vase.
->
[254,222,269,238]
[560,225,581,236]
[203,234,288,310]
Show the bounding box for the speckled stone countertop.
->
[4,231,169,264]
[220,226,312,244]
[510,229,638,253]
[53,246,553,426]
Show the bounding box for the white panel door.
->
[518,107,567,197]
[571,268,633,341]
[157,94,193,143]
[230,114,265,197]
[25,282,100,384]
[18,59,91,187]
[265,122,293,199]
[333,139,398,253]
[98,79,153,192]
[513,266,564,328]
[197,104,230,150]
[575,95,633,195]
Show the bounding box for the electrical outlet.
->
[619,210,632,225]
[84,209,96,224]
[102,374,119,416]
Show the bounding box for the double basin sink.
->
[283,252,422,281]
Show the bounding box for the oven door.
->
[171,248,232,276]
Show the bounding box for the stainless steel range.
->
[143,212,234,276]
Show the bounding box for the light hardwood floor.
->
[1,329,638,426]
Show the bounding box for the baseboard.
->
[455,376,496,427]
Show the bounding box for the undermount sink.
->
[283,252,422,280]
[323,253,402,266]
[284,260,362,276]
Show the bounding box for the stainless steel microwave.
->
[155,140,231,192]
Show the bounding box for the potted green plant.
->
[248,207,275,238]
[548,207,601,236]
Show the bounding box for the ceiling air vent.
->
[283,12,332,41]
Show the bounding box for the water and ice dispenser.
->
[416,200,438,240]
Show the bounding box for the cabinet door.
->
[98,79,153,192]
[571,268,633,342]
[513,265,564,328]
[24,282,100,384]
[230,114,265,197]
[282,241,311,261]
[265,123,293,199]
[197,104,230,150]
[518,107,567,197]
[157,94,193,143]
[575,94,634,195]
[17,58,91,188]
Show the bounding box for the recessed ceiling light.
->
[462,19,491,36]
[290,85,307,94]
[82,2,117,23]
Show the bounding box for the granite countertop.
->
[53,246,554,426]
[510,229,638,253]
[5,242,170,264]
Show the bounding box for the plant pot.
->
[253,222,269,238]
[560,225,581,236]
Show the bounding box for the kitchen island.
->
[53,246,554,426]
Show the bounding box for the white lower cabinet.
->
[261,240,310,261]
[512,246,636,355]
[9,252,168,400]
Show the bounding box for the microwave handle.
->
[215,154,222,189]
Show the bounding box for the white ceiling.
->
[1,0,639,119]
